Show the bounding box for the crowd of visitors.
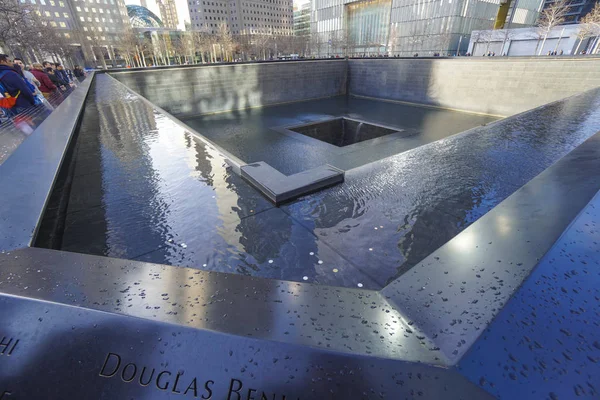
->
[0,53,86,126]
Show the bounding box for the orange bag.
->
[0,91,20,108]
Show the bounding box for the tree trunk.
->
[592,36,600,54]
[574,38,583,55]
[538,33,548,56]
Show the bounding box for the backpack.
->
[0,69,40,106]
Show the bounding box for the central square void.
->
[289,117,400,147]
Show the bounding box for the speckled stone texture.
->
[349,57,600,116]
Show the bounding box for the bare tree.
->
[387,24,398,56]
[537,0,570,55]
[191,30,212,63]
[216,22,235,62]
[309,32,322,57]
[253,33,272,60]
[578,2,600,54]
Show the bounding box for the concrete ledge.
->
[0,73,95,251]
[241,161,344,204]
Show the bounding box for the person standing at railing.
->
[13,59,40,89]
[0,54,37,114]
[44,67,68,92]
[30,63,57,99]
[55,64,73,87]
[73,66,86,82]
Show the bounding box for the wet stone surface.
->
[458,191,600,399]
[182,95,498,175]
[44,75,600,290]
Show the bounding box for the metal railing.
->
[0,77,87,165]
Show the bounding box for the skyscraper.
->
[311,0,543,56]
[157,0,179,28]
[28,0,130,66]
[188,0,293,36]
[293,2,310,37]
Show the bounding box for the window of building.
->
[49,0,54,4]
[64,33,70,38]
[54,11,59,16]
[92,7,96,12]
[80,16,84,20]
[50,21,57,26]
[86,36,91,40]
[59,1,64,6]
[44,10,50,16]
[84,26,88,30]
[84,7,89,11]
[59,21,66,27]
[63,12,68,17]
[95,17,99,21]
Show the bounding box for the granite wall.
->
[348,57,600,116]
[110,60,347,117]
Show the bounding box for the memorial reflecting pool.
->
[36,74,600,289]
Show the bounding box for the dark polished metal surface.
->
[0,294,493,400]
[458,190,600,399]
[0,246,445,364]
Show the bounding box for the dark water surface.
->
[182,95,498,174]
[47,75,600,289]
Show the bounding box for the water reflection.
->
[57,75,376,289]
[283,87,600,285]
[54,75,600,290]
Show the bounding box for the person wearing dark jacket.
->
[73,65,86,82]
[45,67,67,91]
[0,54,36,112]
[30,63,57,98]
[55,63,71,84]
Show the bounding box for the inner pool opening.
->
[288,117,401,147]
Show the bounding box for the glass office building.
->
[311,0,543,56]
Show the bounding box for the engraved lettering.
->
[184,377,198,397]
[0,337,18,356]
[95,352,296,399]
[156,371,172,391]
[172,371,183,393]
[0,391,12,399]
[99,353,121,377]
[121,363,137,382]
[139,367,156,386]
[227,379,243,400]
[202,380,214,399]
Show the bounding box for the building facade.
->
[468,23,599,55]
[541,0,598,24]
[157,0,179,28]
[187,0,293,36]
[25,0,130,66]
[311,0,544,56]
[294,2,311,37]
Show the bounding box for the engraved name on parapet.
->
[0,336,19,357]
[0,390,12,399]
[99,352,300,399]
